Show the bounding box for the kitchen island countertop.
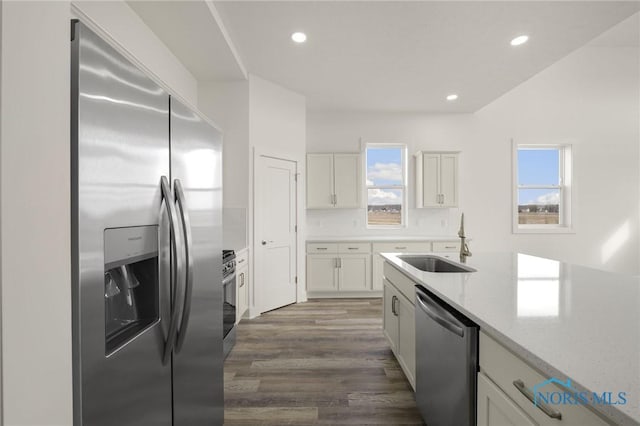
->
[382,251,640,425]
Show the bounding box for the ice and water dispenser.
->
[104,226,159,355]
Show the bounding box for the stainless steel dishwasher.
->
[415,284,479,426]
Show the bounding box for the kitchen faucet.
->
[458,213,472,263]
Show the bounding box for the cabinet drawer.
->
[432,241,460,252]
[480,332,610,425]
[383,262,416,304]
[236,249,249,268]
[373,242,432,253]
[338,243,371,254]
[307,243,338,254]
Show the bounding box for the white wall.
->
[72,0,199,107]
[307,18,639,274]
[1,2,73,424]
[199,81,250,250]
[249,75,307,312]
[472,39,639,274]
[306,112,475,237]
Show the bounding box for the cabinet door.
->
[383,281,399,353]
[372,253,384,291]
[307,255,337,291]
[477,373,537,426]
[338,254,371,291]
[307,154,334,208]
[397,293,416,389]
[421,153,441,207]
[333,154,361,208]
[440,153,458,207]
[236,267,248,322]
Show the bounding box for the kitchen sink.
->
[397,255,476,273]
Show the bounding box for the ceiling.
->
[127,0,246,81]
[214,1,640,113]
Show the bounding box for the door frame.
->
[251,149,306,317]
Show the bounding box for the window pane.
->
[366,148,403,186]
[518,149,559,185]
[368,189,402,226]
[518,189,560,224]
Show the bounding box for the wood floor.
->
[224,298,425,425]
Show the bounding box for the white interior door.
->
[256,155,298,313]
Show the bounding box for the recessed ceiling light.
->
[510,35,529,46]
[291,32,307,43]
[446,94,459,101]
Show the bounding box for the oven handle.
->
[222,274,236,286]
[416,288,464,338]
[174,179,194,354]
[160,176,185,365]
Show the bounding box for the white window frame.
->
[512,141,573,234]
[365,143,408,229]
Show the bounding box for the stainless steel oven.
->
[223,250,236,358]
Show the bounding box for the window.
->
[366,145,407,228]
[513,143,572,233]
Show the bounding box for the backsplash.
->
[223,207,248,250]
[305,208,461,237]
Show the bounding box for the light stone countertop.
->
[306,235,461,242]
[382,251,640,425]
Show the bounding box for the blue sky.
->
[518,149,560,205]
[366,148,402,186]
[518,149,559,186]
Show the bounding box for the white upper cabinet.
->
[307,153,361,209]
[415,151,459,208]
[333,154,361,208]
[307,154,335,208]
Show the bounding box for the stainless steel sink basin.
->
[397,255,476,273]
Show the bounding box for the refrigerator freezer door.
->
[170,98,224,424]
[72,22,172,425]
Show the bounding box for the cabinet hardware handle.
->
[391,295,397,315]
[513,379,562,420]
[237,258,245,264]
[316,247,328,250]
[239,273,245,288]
[445,246,456,249]
[395,246,407,250]
[348,247,358,250]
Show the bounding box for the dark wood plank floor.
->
[224,298,425,425]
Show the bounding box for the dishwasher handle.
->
[416,289,465,338]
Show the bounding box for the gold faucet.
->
[458,213,472,263]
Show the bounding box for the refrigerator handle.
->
[174,179,194,353]
[160,176,186,365]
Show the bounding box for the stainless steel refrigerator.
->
[71,21,223,425]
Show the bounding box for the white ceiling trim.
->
[205,0,248,80]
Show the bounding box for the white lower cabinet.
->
[307,255,337,291]
[383,284,399,353]
[478,372,537,426]
[479,332,611,426]
[372,242,432,291]
[306,242,374,296]
[236,249,249,322]
[338,255,371,291]
[383,275,415,390]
